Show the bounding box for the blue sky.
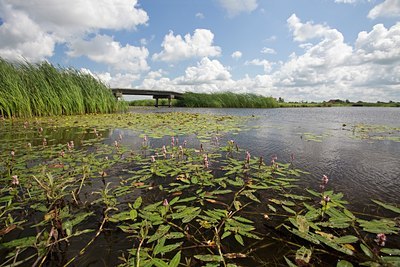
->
[0,0,399,102]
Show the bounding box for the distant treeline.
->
[280,99,400,108]
[0,58,125,118]
[129,92,279,108]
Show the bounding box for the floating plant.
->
[0,113,399,266]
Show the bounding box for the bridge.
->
[111,88,184,107]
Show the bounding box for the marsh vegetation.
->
[0,111,399,266]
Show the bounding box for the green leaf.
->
[169,251,181,267]
[334,235,358,244]
[130,209,138,220]
[148,225,171,243]
[152,258,169,267]
[242,190,260,203]
[372,200,400,214]
[360,244,374,258]
[0,236,36,249]
[133,196,143,209]
[358,219,399,234]
[284,256,298,267]
[234,234,244,246]
[194,254,223,262]
[155,242,183,255]
[381,248,400,256]
[337,260,354,267]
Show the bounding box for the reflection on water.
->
[130,106,400,206]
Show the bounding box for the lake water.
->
[131,106,400,208]
[1,106,399,266]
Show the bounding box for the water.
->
[131,107,400,208]
[2,107,400,266]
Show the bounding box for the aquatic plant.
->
[0,58,125,118]
[0,112,399,266]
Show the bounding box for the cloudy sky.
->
[1,0,399,102]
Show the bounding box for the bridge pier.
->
[154,95,172,107]
[111,88,182,107]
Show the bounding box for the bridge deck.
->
[111,88,183,107]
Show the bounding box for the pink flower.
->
[11,175,19,185]
[11,150,15,157]
[151,155,156,162]
[375,233,387,246]
[323,195,331,202]
[246,151,251,163]
[163,199,169,206]
[42,138,47,146]
[60,150,65,157]
[171,136,175,147]
[203,154,209,168]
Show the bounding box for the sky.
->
[0,0,399,102]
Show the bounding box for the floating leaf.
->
[194,254,223,262]
[337,260,353,267]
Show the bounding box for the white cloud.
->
[355,23,400,64]
[67,34,149,73]
[217,0,258,17]
[261,47,276,54]
[82,69,140,88]
[0,4,56,61]
[368,0,400,19]
[334,0,359,3]
[231,51,242,59]
[176,57,231,85]
[195,12,205,19]
[245,59,274,72]
[0,0,148,61]
[152,29,221,62]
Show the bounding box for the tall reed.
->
[0,58,124,118]
[176,92,278,108]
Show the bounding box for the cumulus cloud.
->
[355,23,400,64]
[245,59,273,72]
[0,0,148,61]
[217,0,258,17]
[176,57,231,85]
[231,51,242,59]
[141,16,400,101]
[152,29,221,62]
[368,0,400,19]
[67,34,149,73]
[81,68,140,88]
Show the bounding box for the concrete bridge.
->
[111,88,183,107]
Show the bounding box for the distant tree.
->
[345,99,350,104]
[278,97,285,103]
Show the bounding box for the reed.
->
[0,58,124,118]
[176,92,279,108]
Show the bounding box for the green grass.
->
[0,58,126,118]
[176,92,279,108]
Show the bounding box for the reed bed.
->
[176,92,279,108]
[0,58,124,118]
